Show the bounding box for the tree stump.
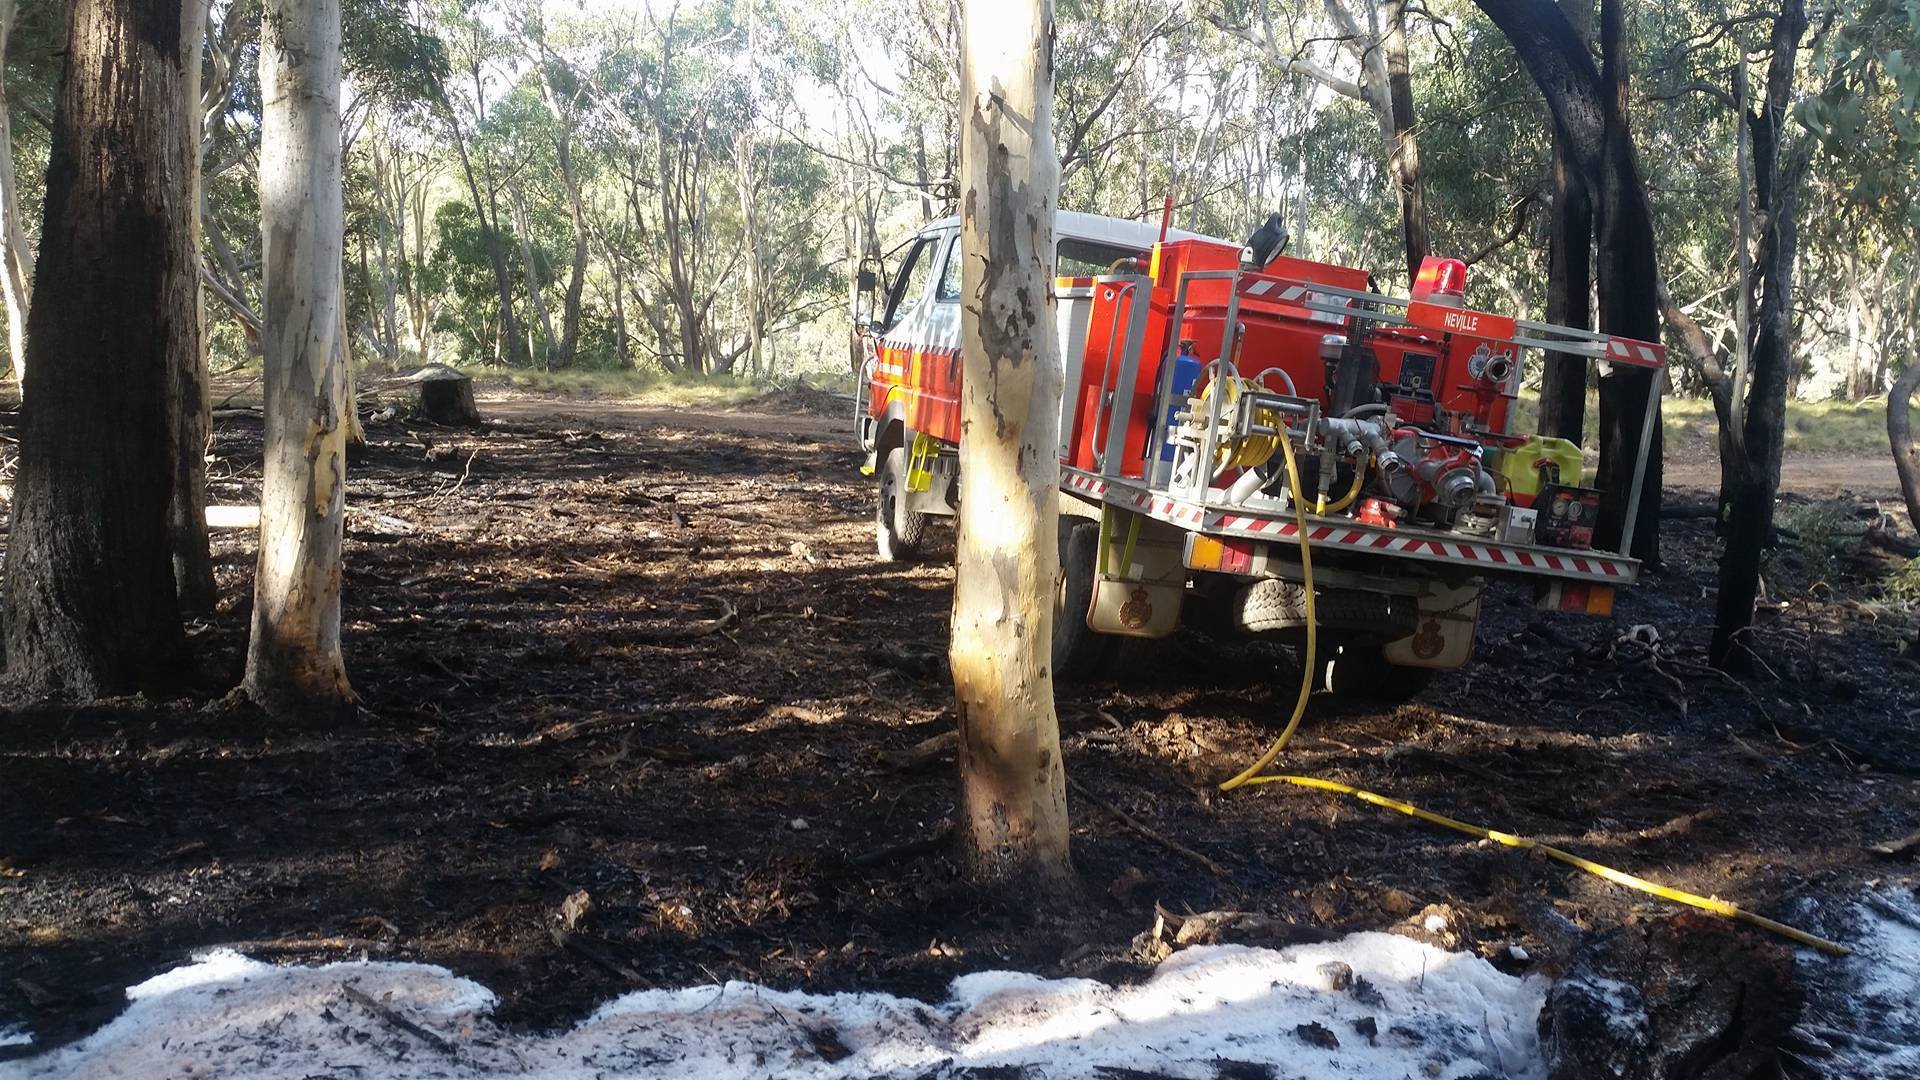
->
[402,363,481,427]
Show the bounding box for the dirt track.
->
[2,395,1918,1063]
[478,392,849,441]
[482,389,1909,502]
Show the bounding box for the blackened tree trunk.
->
[1472,0,1662,562]
[1591,0,1662,560]
[2,0,193,695]
[1539,129,1591,443]
[1710,158,1803,668]
[1381,0,1429,282]
[1710,0,1808,670]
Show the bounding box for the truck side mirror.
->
[856,268,877,292]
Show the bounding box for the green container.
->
[1489,436,1583,508]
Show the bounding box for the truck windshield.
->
[881,237,938,330]
[1057,238,1147,276]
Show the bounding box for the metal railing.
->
[1079,266,1666,560]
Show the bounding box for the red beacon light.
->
[1411,256,1468,308]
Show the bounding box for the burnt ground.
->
[2,396,1919,1059]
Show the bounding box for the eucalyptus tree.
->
[2,0,200,695]
[246,0,354,719]
[951,0,1073,889]
[1210,0,1432,282]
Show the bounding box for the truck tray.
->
[1061,465,1639,586]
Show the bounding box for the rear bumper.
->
[1060,465,1639,587]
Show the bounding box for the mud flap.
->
[1382,578,1483,670]
[1087,509,1185,638]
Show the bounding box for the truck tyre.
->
[1319,643,1433,702]
[875,445,929,561]
[1053,518,1117,680]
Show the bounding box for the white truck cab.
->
[867,210,1228,361]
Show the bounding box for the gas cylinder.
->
[1153,341,1203,482]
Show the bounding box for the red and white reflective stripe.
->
[1063,471,1202,526]
[1217,516,1628,578]
[1060,469,1629,579]
[1242,279,1309,303]
[1063,471,1108,497]
[1604,337,1666,368]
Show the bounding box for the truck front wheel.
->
[875,445,928,562]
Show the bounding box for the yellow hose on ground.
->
[1236,774,1849,956]
[1213,438,1848,956]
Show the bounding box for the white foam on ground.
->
[1794,886,1920,1078]
[0,932,1547,1079]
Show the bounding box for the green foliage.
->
[15,0,1912,394]
[1882,556,1920,605]
[1777,500,1857,585]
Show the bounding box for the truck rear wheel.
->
[1053,518,1117,680]
[875,445,928,561]
[1319,643,1432,702]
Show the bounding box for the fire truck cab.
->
[855,211,1664,699]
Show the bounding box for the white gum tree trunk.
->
[950,0,1072,888]
[246,0,354,719]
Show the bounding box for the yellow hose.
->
[1213,439,1848,956]
[1219,434,1315,791]
[1315,457,1369,515]
[1236,774,1849,956]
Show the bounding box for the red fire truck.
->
[855,211,1663,699]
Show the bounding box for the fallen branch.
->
[529,713,695,760]
[1069,777,1226,877]
[224,936,394,957]
[1866,527,1920,559]
[1151,904,1339,948]
[625,597,739,644]
[551,926,651,986]
[1868,827,1920,859]
[1862,891,1920,933]
[439,449,480,500]
[340,980,457,1056]
[876,730,957,772]
[212,373,264,411]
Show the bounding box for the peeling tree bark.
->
[0,0,34,381]
[951,0,1073,891]
[1,0,193,695]
[246,0,354,720]
[170,0,217,615]
[1890,363,1920,532]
